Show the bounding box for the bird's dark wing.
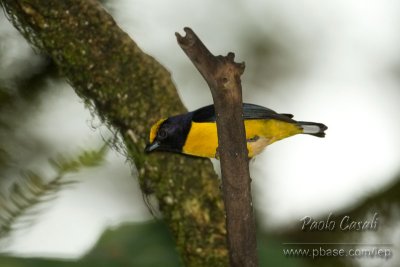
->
[191,104,216,122]
[191,103,295,123]
[242,103,295,122]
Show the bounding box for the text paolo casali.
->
[300,212,379,232]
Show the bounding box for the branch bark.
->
[176,28,258,267]
[0,1,228,266]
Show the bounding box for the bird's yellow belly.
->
[182,119,301,158]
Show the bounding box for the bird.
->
[145,103,327,158]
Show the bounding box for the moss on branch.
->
[0,0,228,266]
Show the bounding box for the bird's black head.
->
[145,113,192,154]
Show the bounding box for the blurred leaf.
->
[0,221,182,267]
[0,145,108,238]
[0,148,9,169]
[0,90,12,108]
[50,144,108,174]
[258,233,307,267]
[83,221,182,267]
[77,144,108,167]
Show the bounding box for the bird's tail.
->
[298,121,328,137]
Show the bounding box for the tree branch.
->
[0,1,228,266]
[176,28,258,267]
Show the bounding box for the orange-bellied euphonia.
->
[145,103,327,158]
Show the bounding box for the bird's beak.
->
[145,141,160,153]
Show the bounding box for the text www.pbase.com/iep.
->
[283,246,392,260]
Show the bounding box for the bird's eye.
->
[158,129,168,139]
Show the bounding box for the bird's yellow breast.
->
[182,119,302,158]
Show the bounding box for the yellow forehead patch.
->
[149,118,166,143]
